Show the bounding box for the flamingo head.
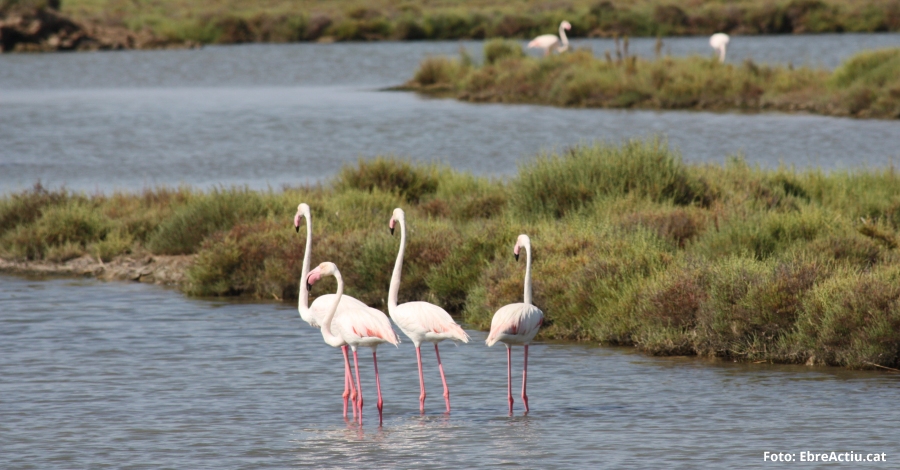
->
[514,234,531,262]
[294,203,310,233]
[389,207,405,235]
[561,20,571,31]
[306,261,337,291]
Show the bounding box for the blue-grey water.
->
[1,275,898,469]
[1,34,899,194]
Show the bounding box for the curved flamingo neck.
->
[523,241,533,305]
[558,24,569,49]
[388,218,406,312]
[320,270,344,343]
[298,213,312,315]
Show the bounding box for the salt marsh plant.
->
[4,139,900,368]
[403,46,900,119]
[54,0,900,46]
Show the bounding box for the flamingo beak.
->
[306,276,312,292]
[515,252,519,262]
[295,225,299,233]
[390,226,394,235]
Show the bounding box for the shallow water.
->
[2,275,898,468]
[1,35,899,194]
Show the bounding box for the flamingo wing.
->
[528,34,559,50]
[486,303,544,346]
[335,306,400,346]
[308,293,370,327]
[393,301,470,343]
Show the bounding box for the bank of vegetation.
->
[402,42,900,119]
[3,0,900,51]
[3,139,900,370]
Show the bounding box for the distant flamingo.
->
[709,33,730,63]
[528,20,571,56]
[388,208,469,413]
[307,261,400,425]
[294,203,387,420]
[486,234,544,415]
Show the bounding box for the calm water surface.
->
[1,34,899,194]
[1,275,898,468]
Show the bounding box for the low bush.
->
[6,137,900,369]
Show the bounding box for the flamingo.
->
[293,203,386,420]
[486,234,544,415]
[709,33,730,63]
[307,261,400,425]
[528,20,571,56]
[388,208,469,413]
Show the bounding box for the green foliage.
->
[8,137,900,369]
[407,47,900,119]
[483,38,524,65]
[511,138,714,219]
[147,188,273,255]
[56,0,900,46]
[334,157,440,203]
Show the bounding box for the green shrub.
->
[511,138,714,219]
[334,157,439,203]
[483,38,524,65]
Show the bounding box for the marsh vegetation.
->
[34,0,900,45]
[3,139,900,369]
[404,41,900,119]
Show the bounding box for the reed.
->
[4,139,900,369]
[403,45,900,119]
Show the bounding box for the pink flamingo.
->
[528,20,571,56]
[294,203,386,420]
[388,208,469,413]
[307,261,400,425]
[485,234,544,415]
[709,33,730,63]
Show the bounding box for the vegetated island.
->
[3,0,900,52]
[399,40,900,119]
[3,138,900,371]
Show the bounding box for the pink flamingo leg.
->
[416,346,426,413]
[341,345,351,418]
[353,348,363,425]
[434,344,451,413]
[373,350,384,425]
[343,346,358,421]
[522,345,530,413]
[507,346,514,415]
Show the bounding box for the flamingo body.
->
[487,234,543,415]
[709,33,730,63]
[388,207,469,413]
[307,261,399,425]
[486,303,543,347]
[294,203,396,422]
[390,301,468,347]
[528,20,571,56]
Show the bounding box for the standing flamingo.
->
[388,208,469,413]
[294,203,386,420]
[528,20,571,56]
[307,261,400,425]
[485,234,544,415]
[709,33,730,63]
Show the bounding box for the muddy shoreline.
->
[0,254,193,286]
